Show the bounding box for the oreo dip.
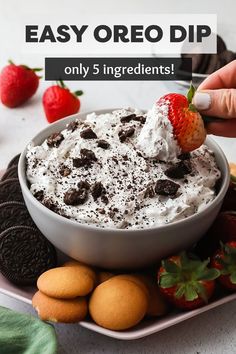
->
[26,107,221,229]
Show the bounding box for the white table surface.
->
[0,0,236,353]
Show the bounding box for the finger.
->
[198,60,236,90]
[206,119,236,137]
[193,88,236,119]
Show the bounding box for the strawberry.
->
[158,252,220,310]
[211,241,236,291]
[157,85,206,152]
[43,80,83,123]
[195,211,236,259]
[221,174,236,212]
[0,60,42,107]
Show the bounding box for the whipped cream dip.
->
[26,106,221,229]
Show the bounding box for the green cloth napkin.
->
[0,306,57,354]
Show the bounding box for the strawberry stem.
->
[189,103,197,112]
[55,80,83,98]
[74,90,83,96]
[32,68,43,72]
[57,79,66,88]
[8,60,43,73]
[8,59,15,65]
[187,83,196,104]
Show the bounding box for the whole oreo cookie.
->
[0,178,23,203]
[216,35,227,54]
[0,226,57,285]
[219,50,236,67]
[7,154,21,169]
[1,166,18,182]
[205,54,222,74]
[0,202,35,233]
[198,54,211,74]
[181,53,203,73]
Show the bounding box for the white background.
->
[0,1,236,353]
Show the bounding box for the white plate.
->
[1,272,236,340]
[1,169,236,340]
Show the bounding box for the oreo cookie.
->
[0,202,35,233]
[216,35,227,54]
[7,154,21,169]
[198,54,211,74]
[1,166,18,182]
[0,178,23,203]
[181,53,203,73]
[181,35,234,75]
[205,54,221,74]
[0,226,57,285]
[219,50,236,67]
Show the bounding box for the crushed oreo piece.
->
[122,155,128,161]
[81,148,97,161]
[67,121,78,132]
[33,190,44,202]
[59,165,71,177]
[47,133,64,148]
[80,128,97,139]
[144,185,155,198]
[97,208,105,215]
[133,115,146,124]
[32,160,39,169]
[155,179,180,196]
[64,187,88,205]
[108,210,115,218]
[73,158,86,168]
[112,156,118,164]
[101,194,109,204]
[118,127,135,142]
[97,139,110,149]
[178,152,191,160]
[73,149,97,168]
[120,114,136,123]
[120,114,146,124]
[42,199,58,212]
[136,151,143,158]
[78,180,90,190]
[91,182,105,201]
[164,161,192,179]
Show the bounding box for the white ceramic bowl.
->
[18,110,230,269]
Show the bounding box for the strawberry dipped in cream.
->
[137,85,206,161]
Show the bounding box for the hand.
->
[192,60,236,137]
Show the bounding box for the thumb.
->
[193,88,236,119]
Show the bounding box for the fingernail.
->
[193,92,211,110]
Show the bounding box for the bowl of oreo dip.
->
[18,107,230,269]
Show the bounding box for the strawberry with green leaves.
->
[0,60,42,107]
[158,252,220,310]
[43,80,83,123]
[157,85,206,152]
[211,241,236,291]
[195,211,236,259]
